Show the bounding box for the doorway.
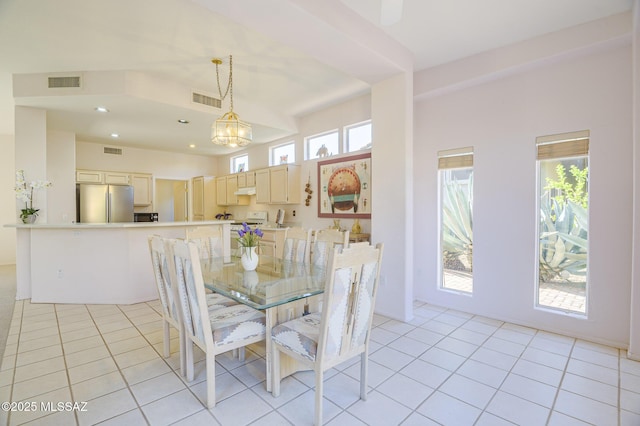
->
[155,179,188,222]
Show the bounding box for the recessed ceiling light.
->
[95,106,109,113]
[189,144,196,148]
[178,119,189,124]
[110,133,119,138]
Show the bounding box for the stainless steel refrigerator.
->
[76,184,134,223]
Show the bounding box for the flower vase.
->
[22,215,36,224]
[351,218,361,234]
[241,247,259,271]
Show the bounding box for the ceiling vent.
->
[192,92,221,109]
[48,76,81,88]
[103,147,123,155]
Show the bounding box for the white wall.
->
[76,141,217,179]
[414,43,633,347]
[46,130,76,224]
[0,134,16,265]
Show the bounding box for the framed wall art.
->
[318,152,371,218]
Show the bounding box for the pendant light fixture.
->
[211,55,252,147]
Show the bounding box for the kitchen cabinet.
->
[216,175,249,206]
[246,171,255,187]
[270,165,300,204]
[76,170,104,183]
[131,173,153,206]
[237,171,256,188]
[259,228,287,259]
[104,172,130,185]
[255,168,270,204]
[255,165,301,204]
[193,176,217,220]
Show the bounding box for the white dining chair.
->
[187,226,240,309]
[310,228,350,269]
[165,238,267,408]
[186,226,224,259]
[282,227,312,263]
[147,235,186,376]
[271,242,384,425]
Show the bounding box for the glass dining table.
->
[200,256,327,392]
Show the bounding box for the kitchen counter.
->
[8,221,233,304]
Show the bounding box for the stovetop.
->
[229,211,268,228]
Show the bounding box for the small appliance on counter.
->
[276,209,285,227]
[134,212,159,222]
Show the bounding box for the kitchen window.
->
[438,147,473,294]
[231,154,248,173]
[345,120,372,152]
[306,130,339,160]
[271,141,295,166]
[536,130,589,315]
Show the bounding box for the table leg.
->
[265,307,277,392]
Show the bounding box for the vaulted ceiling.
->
[0,0,632,155]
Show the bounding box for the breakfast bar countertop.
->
[9,220,234,304]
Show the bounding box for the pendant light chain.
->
[229,55,234,113]
[214,55,232,106]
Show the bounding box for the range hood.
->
[234,186,256,196]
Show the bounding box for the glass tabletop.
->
[201,256,326,310]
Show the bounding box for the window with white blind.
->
[438,147,474,293]
[536,130,589,315]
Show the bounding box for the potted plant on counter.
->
[15,170,52,224]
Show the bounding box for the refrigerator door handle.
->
[107,192,111,223]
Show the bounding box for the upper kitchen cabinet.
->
[255,165,301,204]
[104,172,130,185]
[77,169,153,206]
[131,173,153,206]
[237,171,255,188]
[193,176,216,220]
[270,165,300,204]
[255,168,270,204]
[76,170,104,184]
[216,175,249,206]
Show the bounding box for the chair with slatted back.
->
[165,238,267,408]
[271,242,384,426]
[186,226,224,259]
[186,226,240,309]
[311,228,350,269]
[281,227,312,264]
[148,235,186,376]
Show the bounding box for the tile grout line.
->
[4,300,23,426]
[121,301,216,425]
[542,331,576,426]
[86,304,151,426]
[617,346,624,426]
[54,303,81,426]
[130,301,207,424]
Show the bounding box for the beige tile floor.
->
[1,298,639,425]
